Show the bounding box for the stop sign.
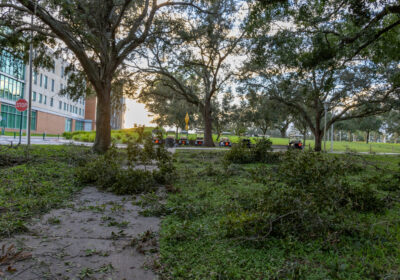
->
[16,99,28,112]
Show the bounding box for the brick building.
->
[0,50,95,134]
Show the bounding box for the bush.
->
[224,138,279,164]
[221,151,385,240]
[77,141,176,194]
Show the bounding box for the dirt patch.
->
[0,187,160,280]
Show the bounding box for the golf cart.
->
[152,129,163,145]
[288,134,303,150]
[178,130,189,146]
[194,130,204,146]
[165,130,176,148]
[219,137,232,147]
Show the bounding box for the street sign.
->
[16,99,28,112]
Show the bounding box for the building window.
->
[44,75,48,89]
[65,118,72,132]
[61,66,64,78]
[60,83,63,93]
[44,95,47,105]
[51,79,55,91]
[0,74,24,101]
[33,72,37,85]
[33,91,36,101]
[39,94,42,103]
[52,60,56,73]
[0,50,25,80]
[50,97,54,107]
[79,108,81,115]
[75,120,84,131]
[70,104,72,112]
[64,102,67,111]
[40,74,42,87]
[59,101,62,109]
[0,104,37,130]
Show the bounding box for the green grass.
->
[0,145,94,236]
[1,131,60,137]
[62,127,155,143]
[160,150,400,279]
[61,129,400,153]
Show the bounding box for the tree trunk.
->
[366,131,370,144]
[93,89,112,153]
[314,129,323,152]
[261,127,268,137]
[280,129,286,138]
[203,100,214,147]
[216,124,221,141]
[176,126,179,139]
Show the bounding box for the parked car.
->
[152,129,163,145]
[178,137,189,145]
[219,137,231,147]
[288,134,304,150]
[195,137,204,146]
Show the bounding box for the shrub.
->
[77,141,176,194]
[224,138,279,164]
[221,151,385,240]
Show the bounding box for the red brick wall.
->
[36,111,66,134]
[85,96,96,130]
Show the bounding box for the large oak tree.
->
[0,0,204,152]
[135,0,246,146]
[245,0,400,151]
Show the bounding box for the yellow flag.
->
[185,113,189,130]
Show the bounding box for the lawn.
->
[1,131,60,137]
[62,127,155,143]
[159,150,400,279]
[63,129,400,153]
[0,145,94,236]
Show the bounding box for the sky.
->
[123,98,153,128]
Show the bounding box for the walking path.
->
[0,187,160,280]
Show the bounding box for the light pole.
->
[324,101,328,152]
[27,1,37,146]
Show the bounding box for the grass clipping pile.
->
[222,150,399,240]
[76,138,176,195]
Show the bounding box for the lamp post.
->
[324,101,328,152]
[27,1,37,146]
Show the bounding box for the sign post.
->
[16,99,28,145]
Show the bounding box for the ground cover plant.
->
[0,140,174,238]
[0,145,95,236]
[160,150,400,279]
